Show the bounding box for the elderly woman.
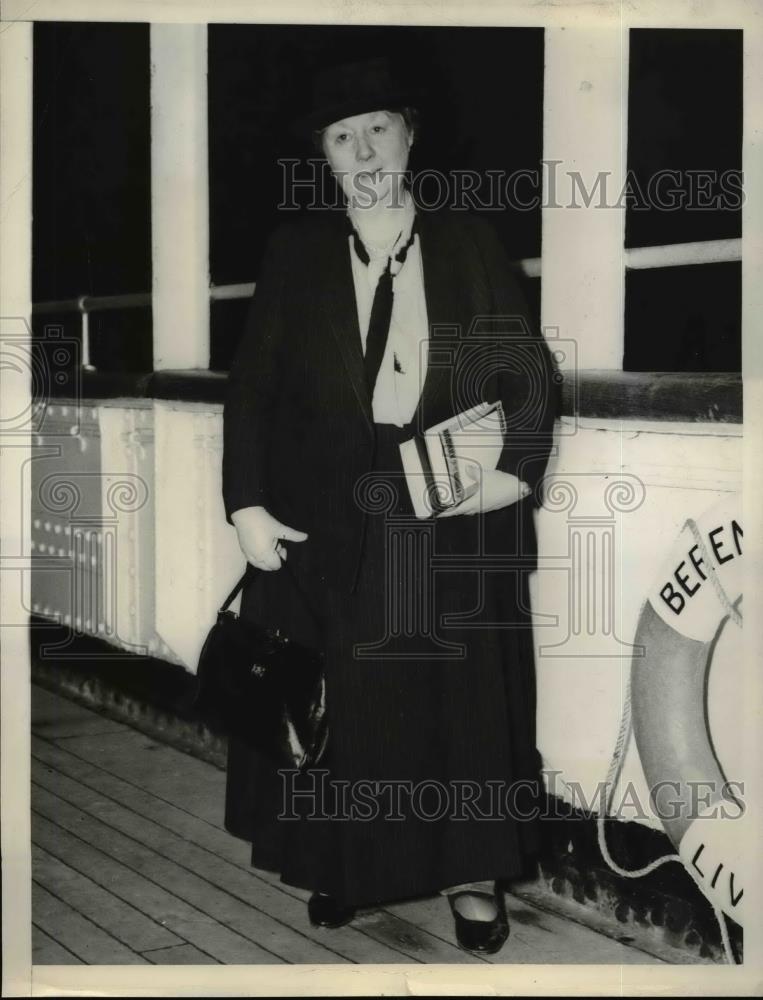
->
[222,56,556,954]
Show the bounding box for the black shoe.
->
[307,892,356,928]
[447,888,510,955]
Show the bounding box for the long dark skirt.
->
[224,422,542,907]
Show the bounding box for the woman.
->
[222,55,556,954]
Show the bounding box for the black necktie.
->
[348,216,418,399]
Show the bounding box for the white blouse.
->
[347,210,430,427]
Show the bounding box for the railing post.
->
[150,24,210,370]
[541,24,628,370]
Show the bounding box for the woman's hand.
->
[436,464,531,518]
[230,505,308,571]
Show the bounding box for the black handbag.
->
[193,562,328,770]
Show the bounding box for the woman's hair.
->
[312,106,419,156]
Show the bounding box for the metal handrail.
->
[32,292,153,370]
[29,282,264,315]
[30,287,259,370]
[32,291,152,316]
[624,238,741,270]
[210,282,255,301]
[29,255,543,320]
[30,234,741,370]
[31,234,742,320]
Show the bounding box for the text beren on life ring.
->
[630,492,745,924]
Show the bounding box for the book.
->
[399,400,507,518]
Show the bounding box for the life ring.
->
[630,492,745,924]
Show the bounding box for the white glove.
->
[231,505,308,571]
[437,464,531,517]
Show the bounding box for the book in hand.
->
[399,400,507,518]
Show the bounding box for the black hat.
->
[291,55,422,139]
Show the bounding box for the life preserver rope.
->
[596,492,744,965]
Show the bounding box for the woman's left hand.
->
[436,463,531,517]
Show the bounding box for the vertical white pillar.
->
[541,25,628,370]
[0,20,33,991]
[150,24,210,370]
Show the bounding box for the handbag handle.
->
[219,567,252,613]
[219,560,325,639]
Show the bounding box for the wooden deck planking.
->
[383,892,660,965]
[348,908,485,965]
[32,926,84,965]
[32,810,280,965]
[32,882,148,965]
[141,944,221,964]
[32,734,479,964]
[31,685,127,739]
[33,762,351,965]
[47,728,227,824]
[31,687,664,967]
[33,844,183,952]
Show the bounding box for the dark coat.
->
[221,208,558,905]
[222,208,557,595]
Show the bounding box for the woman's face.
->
[321,109,413,209]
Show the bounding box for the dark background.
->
[207,24,545,369]
[626,28,742,249]
[33,22,153,372]
[208,24,544,280]
[624,28,742,372]
[32,22,742,375]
